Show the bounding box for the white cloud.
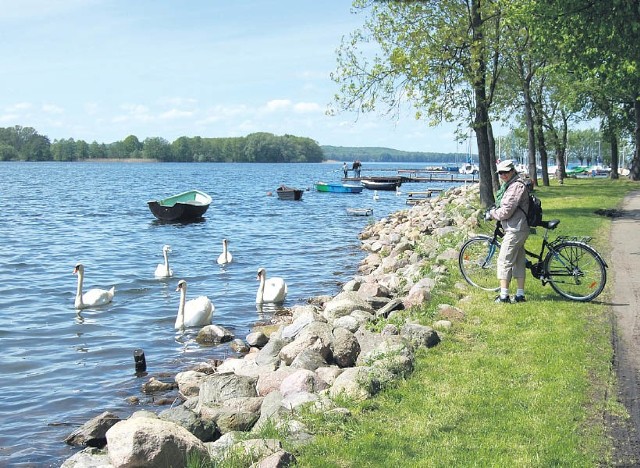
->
[42,103,64,114]
[0,113,19,123]
[293,102,322,113]
[6,102,32,112]
[159,109,193,120]
[263,99,291,112]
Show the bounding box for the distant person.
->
[353,160,362,178]
[485,159,530,303]
[343,162,348,178]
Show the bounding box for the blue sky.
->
[0,0,462,152]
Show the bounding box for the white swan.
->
[175,279,214,329]
[154,245,173,278]
[217,239,233,265]
[373,190,379,201]
[73,263,115,309]
[256,267,287,304]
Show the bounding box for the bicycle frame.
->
[490,222,549,277]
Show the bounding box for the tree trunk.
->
[610,135,619,179]
[631,97,640,181]
[471,0,495,208]
[534,102,550,186]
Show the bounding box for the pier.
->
[343,168,479,184]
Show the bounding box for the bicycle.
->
[458,218,608,302]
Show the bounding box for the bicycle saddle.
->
[540,219,560,230]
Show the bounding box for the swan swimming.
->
[217,239,233,265]
[154,245,173,278]
[373,190,379,201]
[256,267,287,304]
[175,279,214,329]
[73,263,115,309]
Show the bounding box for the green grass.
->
[288,178,637,467]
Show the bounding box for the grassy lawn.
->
[290,178,637,467]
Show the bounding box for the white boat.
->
[458,163,479,175]
[346,208,373,216]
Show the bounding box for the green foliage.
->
[321,145,466,163]
[0,127,324,163]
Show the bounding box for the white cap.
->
[496,159,515,173]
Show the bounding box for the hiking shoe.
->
[495,295,511,303]
[514,295,526,303]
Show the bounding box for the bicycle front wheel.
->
[458,236,500,291]
[544,241,607,301]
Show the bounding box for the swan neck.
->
[176,287,186,328]
[256,274,265,303]
[75,270,84,306]
[164,252,170,274]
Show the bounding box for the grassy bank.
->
[287,178,636,467]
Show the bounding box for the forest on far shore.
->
[0,126,325,163]
[0,125,467,164]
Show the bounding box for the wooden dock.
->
[405,189,443,204]
[343,169,479,184]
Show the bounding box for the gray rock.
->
[254,449,297,468]
[290,348,328,371]
[256,367,297,397]
[106,416,209,468]
[196,324,234,344]
[198,373,258,407]
[323,291,375,322]
[230,338,250,353]
[64,411,121,448]
[331,327,360,368]
[315,366,343,386]
[376,297,404,318]
[159,404,220,442]
[246,331,269,347]
[332,314,360,332]
[279,321,333,365]
[401,323,441,348]
[175,370,207,397]
[255,336,286,367]
[60,447,112,467]
[280,369,328,396]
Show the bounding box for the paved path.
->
[610,189,640,463]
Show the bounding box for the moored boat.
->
[276,185,304,201]
[315,181,363,194]
[360,179,399,191]
[147,190,212,222]
[346,207,373,216]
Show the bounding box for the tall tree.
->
[331,0,504,207]
[533,0,640,180]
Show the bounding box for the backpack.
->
[518,180,543,227]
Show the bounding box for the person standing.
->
[485,159,530,303]
[343,162,349,178]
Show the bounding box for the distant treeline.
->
[0,125,467,164]
[0,126,323,163]
[321,145,466,163]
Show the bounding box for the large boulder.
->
[322,291,375,322]
[279,321,333,365]
[106,416,208,467]
[197,374,257,407]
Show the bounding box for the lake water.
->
[0,161,456,466]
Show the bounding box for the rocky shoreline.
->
[62,184,482,467]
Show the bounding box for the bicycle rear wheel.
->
[544,241,607,301]
[458,236,500,291]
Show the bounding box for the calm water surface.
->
[0,161,451,466]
